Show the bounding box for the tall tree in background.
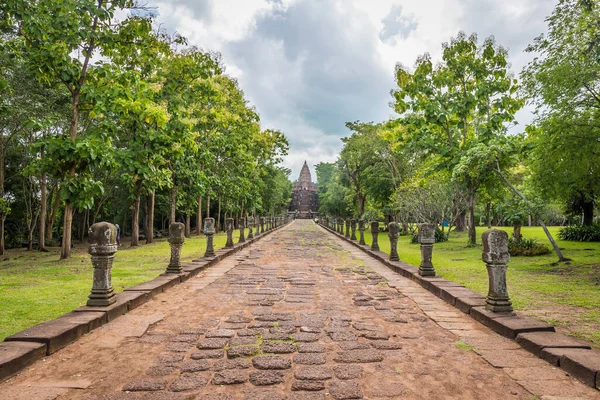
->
[3,0,149,258]
[522,0,600,225]
[394,32,522,245]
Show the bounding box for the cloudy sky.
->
[147,0,555,180]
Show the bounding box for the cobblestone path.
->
[1,220,598,399]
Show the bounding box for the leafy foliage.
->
[558,225,600,242]
[508,237,550,256]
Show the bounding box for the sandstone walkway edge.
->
[0,222,291,383]
[318,220,600,391]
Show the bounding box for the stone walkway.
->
[1,220,598,399]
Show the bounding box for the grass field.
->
[0,229,252,341]
[359,226,600,347]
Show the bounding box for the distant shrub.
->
[558,225,600,242]
[508,238,550,256]
[410,227,448,244]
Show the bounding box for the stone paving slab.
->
[0,221,598,399]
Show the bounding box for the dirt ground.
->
[1,220,598,399]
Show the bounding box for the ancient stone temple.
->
[289,161,318,219]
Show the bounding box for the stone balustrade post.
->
[248,216,254,239]
[418,223,436,276]
[260,217,265,234]
[350,219,357,240]
[166,222,185,274]
[204,217,216,257]
[370,221,380,251]
[87,222,118,306]
[388,222,400,261]
[225,218,234,248]
[239,217,246,243]
[482,229,513,312]
[358,219,366,245]
[345,218,350,238]
[338,218,343,234]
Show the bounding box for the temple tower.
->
[289,161,318,218]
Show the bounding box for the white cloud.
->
[149,0,555,179]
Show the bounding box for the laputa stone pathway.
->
[0,220,598,399]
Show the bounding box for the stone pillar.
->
[87,222,117,306]
[239,217,246,243]
[358,220,366,245]
[418,223,436,276]
[247,216,254,239]
[388,222,400,262]
[350,219,357,240]
[225,217,234,248]
[204,217,216,257]
[166,222,185,274]
[345,218,351,238]
[482,229,513,312]
[370,221,380,251]
[260,217,265,234]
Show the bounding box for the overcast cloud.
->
[150,0,555,180]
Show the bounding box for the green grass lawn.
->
[360,226,600,347]
[0,229,252,341]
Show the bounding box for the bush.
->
[508,238,551,256]
[410,227,448,244]
[558,224,600,242]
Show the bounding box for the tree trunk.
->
[513,224,522,243]
[39,170,47,251]
[357,194,366,217]
[185,214,191,238]
[170,185,178,224]
[61,91,81,259]
[453,195,467,232]
[206,195,210,218]
[582,197,594,226]
[217,195,221,233]
[486,202,492,229]
[467,190,476,246]
[60,202,73,259]
[196,195,202,235]
[146,189,155,244]
[0,149,5,255]
[47,189,60,241]
[131,181,142,247]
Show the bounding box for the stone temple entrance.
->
[289,161,318,219]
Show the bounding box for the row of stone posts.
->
[321,217,513,313]
[85,214,291,307]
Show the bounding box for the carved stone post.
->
[225,218,234,248]
[87,222,117,306]
[370,221,380,251]
[345,218,350,238]
[350,219,357,240]
[482,229,513,312]
[166,222,185,274]
[418,223,436,276]
[337,218,343,234]
[358,220,366,245]
[260,217,265,234]
[248,216,254,239]
[204,217,216,257]
[388,222,400,262]
[239,217,246,243]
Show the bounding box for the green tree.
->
[394,32,522,245]
[3,0,152,258]
[522,0,600,225]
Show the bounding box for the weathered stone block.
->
[0,341,46,382]
[516,331,591,357]
[5,311,105,354]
